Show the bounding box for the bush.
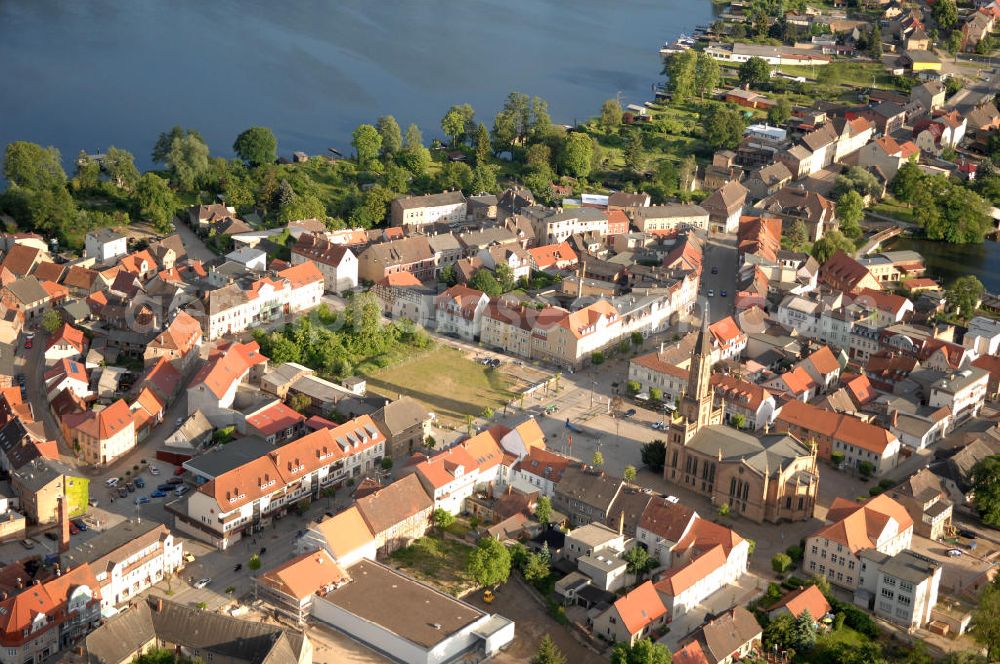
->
[766,582,783,603]
[831,451,845,466]
[833,612,846,631]
[858,461,875,478]
[772,553,793,574]
[649,387,663,401]
[786,545,803,564]
[591,351,605,365]
[626,380,641,394]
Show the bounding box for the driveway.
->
[171,216,220,263]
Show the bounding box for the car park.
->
[193,578,211,589]
[156,483,173,492]
[117,487,128,498]
[175,485,189,496]
[21,539,35,549]
[125,482,135,493]
[149,465,160,476]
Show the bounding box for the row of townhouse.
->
[481,276,698,369]
[178,415,387,549]
[191,260,324,340]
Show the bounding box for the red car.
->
[174,466,185,476]
[69,524,80,535]
[23,339,32,349]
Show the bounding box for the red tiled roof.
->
[246,402,305,437]
[777,400,897,455]
[814,494,913,552]
[613,581,667,634]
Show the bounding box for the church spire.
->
[686,299,714,401]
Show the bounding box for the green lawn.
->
[871,198,916,224]
[363,345,515,426]
[390,535,476,596]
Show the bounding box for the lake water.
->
[888,236,1000,293]
[0,0,713,171]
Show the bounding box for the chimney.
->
[155,597,163,613]
[58,496,70,553]
[891,409,899,427]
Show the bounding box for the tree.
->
[623,465,637,483]
[288,393,313,414]
[623,130,645,174]
[973,584,1000,664]
[624,546,654,580]
[810,230,855,264]
[41,310,63,335]
[530,97,552,139]
[522,546,551,583]
[768,98,792,126]
[641,440,667,472]
[469,268,502,298]
[739,56,771,86]
[792,609,818,651]
[610,638,672,664]
[535,496,553,524]
[404,123,424,150]
[868,24,883,59]
[439,161,473,193]
[352,124,382,168]
[703,106,746,150]
[772,552,793,573]
[666,50,697,101]
[786,219,808,249]
[972,455,1000,526]
[470,163,499,194]
[694,52,721,99]
[467,536,511,588]
[474,122,492,165]
[947,275,985,321]
[560,132,594,178]
[152,126,200,164]
[933,0,958,29]
[494,263,516,292]
[376,115,403,156]
[349,184,394,228]
[134,173,178,234]
[729,413,746,430]
[248,554,261,571]
[432,508,456,534]
[599,98,623,133]
[836,190,864,239]
[3,142,66,190]
[166,132,210,191]
[442,103,475,146]
[764,613,796,650]
[532,635,567,664]
[135,648,181,664]
[232,127,277,167]
[891,160,924,204]
[102,146,140,191]
[591,450,605,467]
[858,460,875,478]
[835,165,883,201]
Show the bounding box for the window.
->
[819,565,826,574]
[848,560,855,570]
[809,561,816,570]
[881,588,894,599]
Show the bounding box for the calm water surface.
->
[888,236,1000,293]
[0,0,713,169]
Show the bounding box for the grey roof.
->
[62,519,166,570]
[0,418,41,471]
[685,426,811,478]
[878,549,940,584]
[393,191,466,210]
[184,436,274,479]
[145,597,306,664]
[426,232,462,254]
[634,204,709,220]
[5,276,49,305]
[12,457,77,492]
[84,600,156,664]
[554,466,623,513]
[325,560,484,648]
[87,228,125,243]
[701,607,762,663]
[374,396,429,435]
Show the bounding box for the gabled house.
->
[592,581,667,646]
[44,323,87,365]
[62,399,136,465]
[701,180,748,233]
[818,250,882,294]
[143,310,203,370]
[85,228,127,263]
[290,232,359,292]
[44,358,90,401]
[186,341,268,424]
[434,284,489,342]
[913,111,967,155]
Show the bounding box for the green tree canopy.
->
[946,275,985,321]
[704,105,746,149]
[442,103,476,146]
[532,635,567,664]
[560,132,594,178]
[351,124,382,168]
[768,98,792,126]
[3,142,67,190]
[641,440,666,472]
[739,56,771,86]
[469,268,502,298]
[933,0,958,28]
[134,173,179,234]
[103,146,140,191]
[233,127,278,167]
[467,536,511,587]
[376,115,403,155]
[535,495,552,524]
[599,98,624,132]
[611,638,672,664]
[166,131,210,191]
[666,50,697,101]
[694,52,721,99]
[836,190,864,239]
[811,230,855,263]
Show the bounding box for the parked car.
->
[125,482,135,493]
[149,465,160,476]
[174,466,185,476]
[151,490,167,498]
[707,289,715,297]
[117,487,128,498]
[134,496,150,505]
[21,538,35,549]
[134,478,145,489]
[105,478,119,488]
[69,525,79,536]
[720,289,727,297]
[23,338,31,349]
[711,266,718,274]
[166,477,183,486]
[71,518,87,531]
[193,578,211,589]
[175,485,190,497]
[88,499,99,508]
[947,549,963,557]
[623,408,637,417]
[156,483,173,492]
[958,528,977,539]
[182,552,195,563]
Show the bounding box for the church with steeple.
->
[664,300,820,524]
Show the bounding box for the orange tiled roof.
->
[806,346,840,375]
[655,545,727,596]
[613,581,667,634]
[277,260,324,289]
[189,341,266,400]
[45,323,85,353]
[772,584,831,619]
[246,402,304,437]
[777,400,896,455]
[314,506,375,560]
[257,549,346,600]
[814,494,913,553]
[528,242,578,270]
